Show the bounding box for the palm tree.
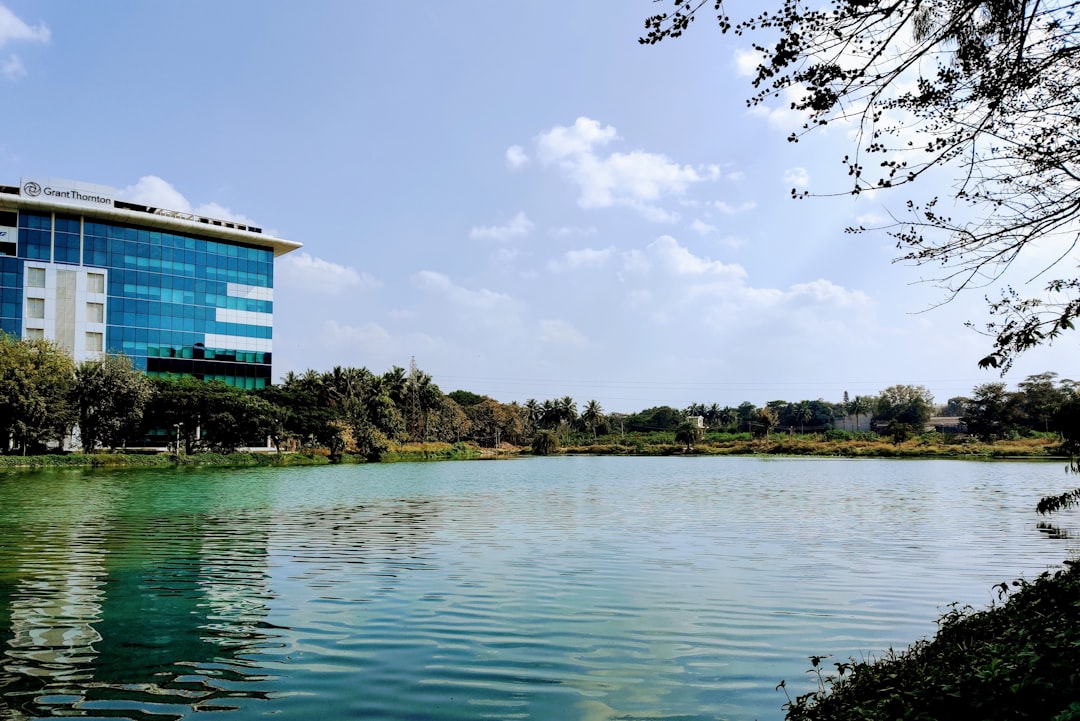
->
[558,396,578,441]
[797,401,813,434]
[718,406,737,432]
[849,396,871,432]
[531,429,559,455]
[523,398,541,434]
[382,365,408,406]
[581,399,604,439]
[705,402,720,428]
[540,399,560,430]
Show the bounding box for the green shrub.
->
[782,564,1080,721]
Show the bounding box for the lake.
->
[0,456,1075,720]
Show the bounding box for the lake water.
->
[0,456,1075,721]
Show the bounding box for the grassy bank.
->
[0,435,1062,469]
[0,450,335,470]
[560,434,1061,460]
[783,563,1080,721]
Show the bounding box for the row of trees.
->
[950,373,1080,443]
[2,334,1077,456]
[0,336,617,457]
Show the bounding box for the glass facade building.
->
[0,178,301,389]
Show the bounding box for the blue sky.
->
[3,1,1077,413]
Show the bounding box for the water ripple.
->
[0,458,1073,720]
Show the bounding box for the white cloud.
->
[277,252,381,294]
[194,201,261,227]
[538,319,587,346]
[783,167,810,188]
[411,270,512,310]
[548,225,597,238]
[787,278,870,307]
[117,175,263,228]
[547,246,614,272]
[645,235,747,280]
[118,176,191,211]
[505,144,529,169]
[621,249,651,275]
[535,116,618,163]
[1,52,22,79]
[733,48,760,77]
[690,218,716,235]
[315,321,438,367]
[0,5,50,46]
[854,212,890,227]
[469,211,534,241]
[748,86,812,131]
[531,117,718,221]
[713,199,757,214]
[0,5,48,81]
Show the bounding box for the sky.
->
[2,1,1078,413]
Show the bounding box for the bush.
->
[782,563,1080,721]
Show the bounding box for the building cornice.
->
[0,187,302,257]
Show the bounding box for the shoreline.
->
[0,436,1064,470]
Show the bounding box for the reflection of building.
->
[0,480,277,715]
[0,177,301,388]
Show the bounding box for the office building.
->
[0,177,301,389]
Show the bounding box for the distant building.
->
[833,414,872,432]
[0,177,301,388]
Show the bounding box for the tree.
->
[1016,372,1068,433]
[145,377,271,454]
[736,402,757,434]
[754,407,779,440]
[874,385,935,429]
[675,420,702,451]
[0,335,75,454]
[942,397,968,417]
[848,396,872,431]
[796,401,814,434]
[531,429,559,456]
[717,406,737,432]
[428,395,472,443]
[627,406,683,433]
[73,353,151,451]
[962,382,1020,441]
[642,1,1080,371]
[581,399,605,439]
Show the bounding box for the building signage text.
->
[20,177,115,210]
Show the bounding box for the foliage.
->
[780,564,1080,721]
[73,353,152,452]
[753,407,779,439]
[144,376,275,454]
[531,429,559,456]
[626,405,683,433]
[0,334,75,454]
[674,420,702,451]
[642,0,1080,371]
[874,385,934,428]
[962,382,1020,441]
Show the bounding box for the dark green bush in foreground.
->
[783,563,1080,721]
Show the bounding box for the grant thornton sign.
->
[20,177,114,210]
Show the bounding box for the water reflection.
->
[0,472,282,718]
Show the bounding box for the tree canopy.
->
[643,0,1080,371]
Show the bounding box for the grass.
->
[559,433,1063,460]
